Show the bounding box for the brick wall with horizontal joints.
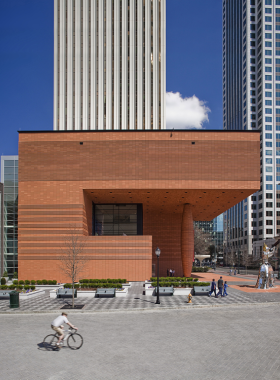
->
[18,130,260,280]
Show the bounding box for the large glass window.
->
[94,204,142,236]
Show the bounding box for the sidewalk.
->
[1,280,280,314]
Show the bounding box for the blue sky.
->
[0,0,222,158]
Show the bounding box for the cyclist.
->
[51,312,78,347]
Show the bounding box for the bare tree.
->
[242,249,252,275]
[59,228,87,308]
[194,225,212,256]
[226,250,235,268]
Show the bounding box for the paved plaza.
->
[1,304,280,380]
[2,273,280,313]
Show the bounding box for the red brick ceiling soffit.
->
[85,189,254,221]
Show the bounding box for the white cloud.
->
[166,92,210,129]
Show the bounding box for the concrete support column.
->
[181,204,194,277]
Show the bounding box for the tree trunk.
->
[72,281,75,308]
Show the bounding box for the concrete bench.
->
[57,289,77,298]
[157,286,174,295]
[193,285,211,296]
[0,290,12,299]
[96,288,115,298]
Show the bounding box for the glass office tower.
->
[0,183,3,276]
[223,0,280,261]
[1,156,18,276]
[53,0,166,131]
[194,214,224,257]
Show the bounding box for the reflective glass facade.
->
[1,156,18,276]
[0,183,3,276]
[93,204,143,236]
[194,214,224,255]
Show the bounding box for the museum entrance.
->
[93,204,143,236]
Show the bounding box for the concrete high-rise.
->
[53,0,166,131]
[223,0,280,261]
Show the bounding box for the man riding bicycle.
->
[51,312,78,347]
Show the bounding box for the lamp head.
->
[155,247,161,257]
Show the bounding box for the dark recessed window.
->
[191,142,195,145]
[80,142,83,145]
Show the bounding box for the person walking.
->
[234,269,237,275]
[172,269,175,277]
[229,268,232,276]
[223,281,228,296]
[217,276,224,297]
[208,279,217,297]
[170,268,173,277]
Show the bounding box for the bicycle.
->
[43,327,83,350]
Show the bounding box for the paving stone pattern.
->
[0,282,264,313]
[1,304,280,380]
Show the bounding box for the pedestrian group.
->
[167,268,175,277]
[208,276,228,298]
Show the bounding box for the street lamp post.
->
[155,247,161,305]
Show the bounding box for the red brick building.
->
[18,130,260,281]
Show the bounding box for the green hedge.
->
[13,280,57,285]
[1,285,8,290]
[151,281,210,288]
[65,283,123,289]
[80,278,126,284]
[1,278,6,285]
[191,267,210,272]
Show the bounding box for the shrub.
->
[52,280,57,285]
[100,279,107,283]
[187,277,193,282]
[47,280,53,285]
[17,285,23,290]
[25,280,30,285]
[24,285,30,290]
[3,271,8,277]
[37,280,42,285]
[30,285,35,291]
[194,282,210,286]
[19,280,24,285]
[31,280,36,285]
[1,285,8,290]
[42,279,48,285]
[74,284,80,289]
[13,280,18,285]
[13,272,18,279]
[193,278,199,282]
[63,283,71,288]
[9,285,15,290]
[1,278,6,285]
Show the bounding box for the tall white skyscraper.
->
[53,0,166,131]
[223,0,280,261]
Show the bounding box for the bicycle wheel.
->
[43,334,59,351]
[67,333,83,350]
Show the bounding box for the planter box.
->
[115,287,128,297]
[19,289,45,299]
[173,288,192,296]
[35,284,64,290]
[145,287,155,296]
[146,287,192,296]
[50,287,128,298]
[193,285,211,295]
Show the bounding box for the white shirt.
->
[52,315,69,327]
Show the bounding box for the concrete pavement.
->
[1,304,280,380]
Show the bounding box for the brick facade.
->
[18,130,260,280]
